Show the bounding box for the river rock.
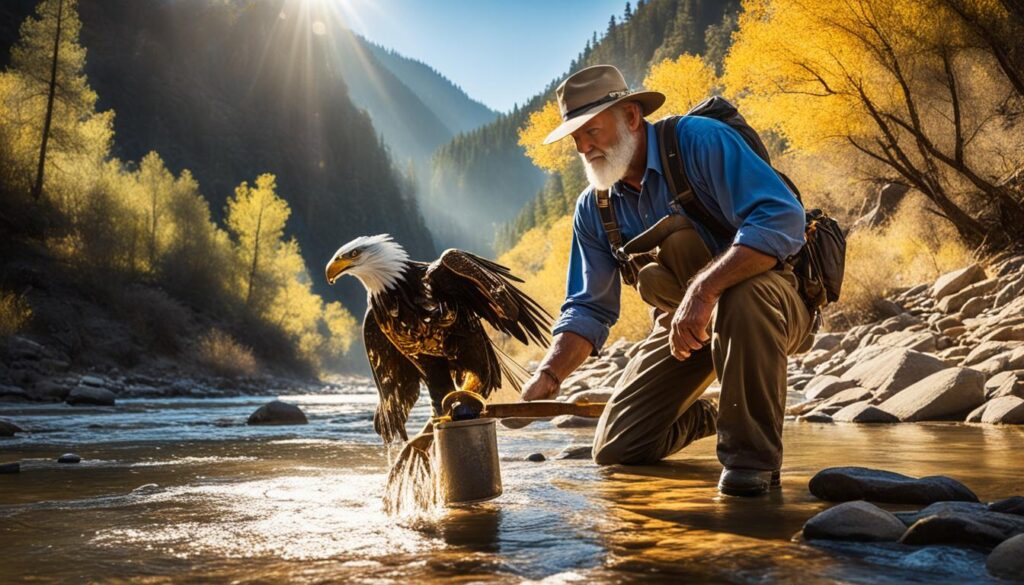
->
[900,505,1024,549]
[555,444,592,460]
[802,500,907,542]
[798,412,834,423]
[808,467,978,505]
[57,453,81,463]
[874,330,937,353]
[246,400,308,425]
[525,452,546,462]
[831,402,899,423]
[0,418,23,436]
[563,387,614,404]
[66,385,116,406]
[841,348,947,401]
[990,497,1024,516]
[0,462,19,474]
[29,379,72,401]
[937,278,1000,313]
[804,376,859,400]
[553,415,598,428]
[987,534,1024,580]
[977,396,1024,424]
[994,276,1024,308]
[877,367,985,422]
[964,341,1021,366]
[959,296,991,319]
[810,333,843,352]
[932,264,986,299]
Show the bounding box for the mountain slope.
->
[363,39,497,138]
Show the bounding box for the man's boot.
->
[717,468,781,497]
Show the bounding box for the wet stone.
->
[525,453,546,462]
[900,506,1024,549]
[809,466,978,505]
[987,534,1024,580]
[802,501,907,542]
[246,400,308,425]
[0,462,20,474]
[989,496,1024,516]
[57,453,81,464]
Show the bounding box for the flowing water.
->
[1,388,1022,584]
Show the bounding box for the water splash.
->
[382,439,444,525]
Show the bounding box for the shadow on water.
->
[0,395,1021,583]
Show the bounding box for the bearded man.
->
[520,65,812,497]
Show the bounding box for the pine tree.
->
[11,0,96,201]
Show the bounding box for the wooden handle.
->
[482,400,607,420]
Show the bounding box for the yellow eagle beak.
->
[325,257,352,285]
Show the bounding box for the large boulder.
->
[932,264,986,299]
[802,500,907,542]
[246,400,308,425]
[66,385,116,406]
[877,367,986,422]
[988,534,1024,580]
[841,348,947,401]
[831,401,899,423]
[809,466,978,505]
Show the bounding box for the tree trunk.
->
[31,0,63,202]
[245,201,265,307]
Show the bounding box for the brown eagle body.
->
[326,236,550,443]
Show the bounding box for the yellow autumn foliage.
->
[643,53,720,117]
[517,100,578,177]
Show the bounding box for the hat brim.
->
[542,90,666,145]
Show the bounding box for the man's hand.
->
[521,371,559,401]
[670,284,718,361]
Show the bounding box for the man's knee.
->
[592,440,656,466]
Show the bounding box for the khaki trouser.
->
[592,217,812,471]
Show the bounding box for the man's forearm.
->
[537,331,594,382]
[669,244,779,359]
[690,244,778,300]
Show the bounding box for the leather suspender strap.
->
[656,116,735,240]
[595,189,625,254]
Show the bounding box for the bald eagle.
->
[326,235,550,443]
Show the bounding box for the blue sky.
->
[335,0,631,112]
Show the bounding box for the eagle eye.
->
[348,249,362,259]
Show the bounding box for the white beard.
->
[580,114,637,190]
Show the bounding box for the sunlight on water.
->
[92,470,436,562]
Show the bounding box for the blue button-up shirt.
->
[552,116,805,353]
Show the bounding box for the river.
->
[1,388,1022,584]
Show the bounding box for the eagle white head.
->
[325,234,410,297]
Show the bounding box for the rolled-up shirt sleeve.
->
[551,192,621,355]
[686,121,805,261]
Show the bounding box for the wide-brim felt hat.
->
[543,64,665,145]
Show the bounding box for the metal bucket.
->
[433,417,502,505]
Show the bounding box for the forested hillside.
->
[429,0,740,252]
[0,0,445,376]
[68,0,436,311]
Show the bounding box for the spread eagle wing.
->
[424,249,551,347]
[363,309,422,443]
